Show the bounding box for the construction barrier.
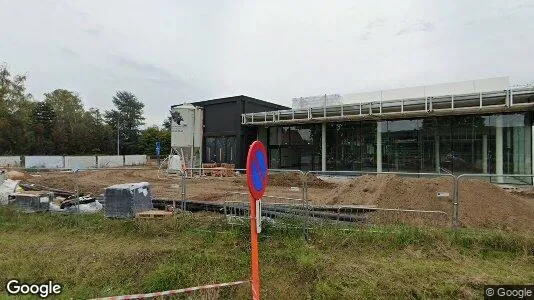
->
[25,156,64,169]
[0,156,21,167]
[90,280,249,300]
[97,155,124,168]
[124,155,147,166]
[64,156,97,169]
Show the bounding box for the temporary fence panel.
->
[124,155,147,166]
[25,156,64,169]
[0,156,21,167]
[97,155,124,168]
[454,173,534,232]
[65,156,97,169]
[306,171,455,229]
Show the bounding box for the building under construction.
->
[241,77,534,183]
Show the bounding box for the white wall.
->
[65,156,97,169]
[124,155,147,166]
[25,156,64,169]
[97,156,124,168]
[342,77,510,104]
[0,156,21,167]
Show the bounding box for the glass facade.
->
[263,112,533,179]
[205,136,237,164]
[267,125,321,170]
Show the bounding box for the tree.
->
[0,64,33,154]
[139,126,171,156]
[104,91,145,155]
[44,89,88,154]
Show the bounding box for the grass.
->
[0,207,533,299]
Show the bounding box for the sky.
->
[1,0,533,126]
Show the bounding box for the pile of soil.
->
[268,172,334,188]
[7,170,32,180]
[329,175,534,232]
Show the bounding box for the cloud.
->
[59,47,79,58]
[359,19,385,40]
[396,20,434,36]
[83,28,101,37]
[109,54,173,79]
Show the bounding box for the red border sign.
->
[246,141,268,201]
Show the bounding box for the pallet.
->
[136,210,173,219]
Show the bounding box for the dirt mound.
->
[268,172,334,188]
[7,170,31,180]
[329,175,534,232]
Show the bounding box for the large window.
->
[268,125,321,170]
[204,136,237,164]
[264,112,533,180]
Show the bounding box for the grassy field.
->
[0,207,533,299]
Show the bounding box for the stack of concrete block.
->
[103,182,153,218]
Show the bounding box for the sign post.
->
[155,141,161,166]
[246,141,268,300]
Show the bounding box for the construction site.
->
[2,79,534,299]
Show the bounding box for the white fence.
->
[7,155,148,169]
[124,155,147,166]
[65,156,97,169]
[25,156,64,169]
[0,156,21,167]
[97,156,124,168]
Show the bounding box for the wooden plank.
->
[136,210,173,219]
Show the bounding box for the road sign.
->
[156,141,161,156]
[245,140,268,300]
[246,141,268,201]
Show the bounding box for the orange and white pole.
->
[250,195,261,300]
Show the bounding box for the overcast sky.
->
[1,0,533,126]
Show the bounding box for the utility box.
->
[103,182,153,218]
[8,191,53,212]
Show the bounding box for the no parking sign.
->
[246,141,268,300]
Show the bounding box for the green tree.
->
[0,64,34,154]
[44,89,87,154]
[139,125,171,156]
[29,101,56,154]
[104,91,145,155]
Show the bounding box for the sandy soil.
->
[21,169,534,232]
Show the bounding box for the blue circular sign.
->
[247,141,268,200]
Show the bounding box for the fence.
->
[15,164,534,232]
[0,156,21,167]
[453,173,534,231]
[8,155,148,169]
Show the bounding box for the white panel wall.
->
[124,155,147,166]
[25,156,64,169]
[341,77,510,104]
[0,156,21,167]
[474,77,509,93]
[97,156,124,168]
[343,91,382,104]
[65,156,97,169]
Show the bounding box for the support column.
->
[321,123,326,172]
[377,122,382,172]
[434,134,440,172]
[496,115,504,183]
[531,123,534,185]
[482,134,488,173]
